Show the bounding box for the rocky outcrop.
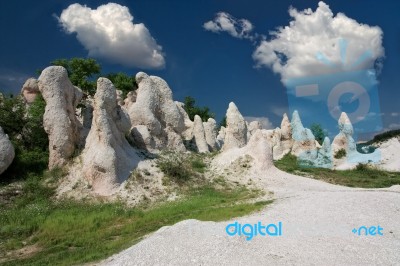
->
[175,101,194,141]
[245,129,273,170]
[21,78,40,104]
[0,126,14,175]
[216,126,226,149]
[193,115,209,153]
[116,90,124,106]
[313,137,332,168]
[222,102,247,151]
[331,112,356,155]
[127,72,185,151]
[331,112,380,168]
[203,118,218,151]
[214,129,273,171]
[82,78,140,196]
[38,66,83,169]
[247,121,262,141]
[124,91,137,109]
[290,110,317,158]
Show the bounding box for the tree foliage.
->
[0,94,49,181]
[104,72,137,98]
[310,123,327,145]
[51,58,101,96]
[0,95,25,139]
[183,96,215,122]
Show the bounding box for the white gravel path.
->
[100,167,400,266]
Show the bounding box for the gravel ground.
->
[100,167,400,266]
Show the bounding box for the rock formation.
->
[216,126,226,149]
[222,102,247,151]
[203,118,218,151]
[331,112,380,167]
[0,126,14,175]
[124,91,137,109]
[313,137,332,168]
[175,101,194,141]
[331,112,356,155]
[193,115,209,153]
[248,121,262,137]
[290,110,317,158]
[38,66,83,169]
[21,78,40,104]
[127,72,186,151]
[116,90,124,106]
[82,78,140,196]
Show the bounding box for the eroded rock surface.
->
[127,72,185,151]
[222,102,247,151]
[21,78,40,104]
[38,66,83,169]
[0,126,15,175]
[82,78,140,196]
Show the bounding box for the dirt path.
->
[101,167,400,265]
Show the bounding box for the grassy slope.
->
[0,155,271,266]
[275,153,400,188]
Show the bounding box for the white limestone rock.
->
[21,78,40,104]
[331,112,356,154]
[193,115,209,153]
[222,102,247,151]
[216,126,226,149]
[0,126,14,175]
[203,118,218,151]
[38,66,83,169]
[248,121,262,139]
[127,72,185,151]
[175,101,194,141]
[124,91,137,109]
[313,137,333,168]
[290,110,317,158]
[129,125,155,150]
[116,90,124,106]
[82,78,140,196]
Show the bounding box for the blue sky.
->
[0,0,399,139]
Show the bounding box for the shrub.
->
[356,163,368,171]
[334,148,347,159]
[157,152,197,182]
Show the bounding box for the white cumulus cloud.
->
[252,1,384,81]
[58,3,165,69]
[244,116,274,129]
[203,12,254,40]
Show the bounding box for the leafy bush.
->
[157,152,194,182]
[356,163,368,171]
[310,123,327,145]
[21,94,48,150]
[191,157,207,173]
[0,94,49,183]
[0,95,25,139]
[334,148,347,159]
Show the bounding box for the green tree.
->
[104,72,137,98]
[22,95,48,151]
[183,96,215,122]
[310,123,327,145]
[51,58,101,95]
[0,95,25,139]
[219,116,227,129]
